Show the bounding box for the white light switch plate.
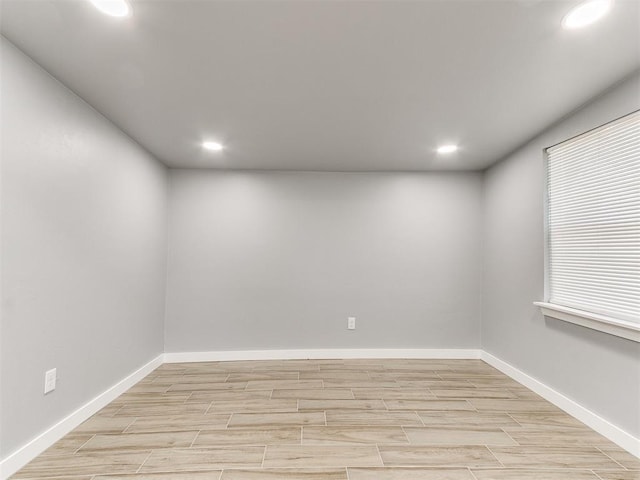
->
[44,368,56,394]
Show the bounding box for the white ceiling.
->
[1,0,639,171]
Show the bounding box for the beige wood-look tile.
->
[403,426,517,446]
[302,426,409,445]
[488,446,623,468]
[507,412,586,429]
[298,399,386,411]
[245,380,323,390]
[228,412,325,428]
[111,393,191,406]
[40,434,94,456]
[116,390,191,399]
[593,471,640,480]
[369,373,442,382]
[94,472,222,480]
[436,372,506,379]
[382,361,454,369]
[397,381,474,389]
[263,445,382,468]
[348,467,475,479]
[151,374,230,384]
[193,428,301,446]
[225,360,290,369]
[168,383,247,392]
[319,369,371,376]
[255,363,322,371]
[12,451,151,478]
[385,400,475,411]
[271,388,354,400]
[374,370,423,376]
[78,431,198,452]
[299,371,371,380]
[220,468,348,479]
[124,414,230,433]
[469,399,562,413]
[471,469,601,479]
[13,476,92,480]
[325,411,423,426]
[139,447,265,472]
[13,359,630,480]
[159,366,230,374]
[464,378,526,388]
[124,384,172,394]
[351,388,435,400]
[503,427,616,446]
[447,364,500,373]
[115,403,210,417]
[598,447,640,469]
[507,388,546,400]
[378,445,501,467]
[74,416,137,435]
[188,390,273,403]
[209,399,298,414]
[409,379,476,388]
[93,403,126,417]
[150,366,195,373]
[431,389,517,399]
[323,381,399,388]
[325,360,385,367]
[418,411,519,427]
[321,367,385,373]
[226,372,299,382]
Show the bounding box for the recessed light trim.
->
[437,144,458,154]
[88,0,130,17]
[562,0,613,29]
[202,141,224,152]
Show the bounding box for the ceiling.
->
[1,0,639,171]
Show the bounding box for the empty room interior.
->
[1,0,640,478]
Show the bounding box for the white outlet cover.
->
[44,368,56,394]
[348,317,356,330]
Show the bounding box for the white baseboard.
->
[481,351,640,458]
[163,348,482,363]
[0,354,163,480]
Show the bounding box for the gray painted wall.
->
[482,73,640,437]
[3,28,639,464]
[165,170,482,352]
[0,39,168,456]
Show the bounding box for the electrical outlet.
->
[44,368,56,394]
[348,317,356,330]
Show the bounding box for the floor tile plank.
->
[11,359,635,480]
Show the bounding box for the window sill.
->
[534,302,640,343]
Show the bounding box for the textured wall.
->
[482,73,640,437]
[165,170,483,352]
[0,39,168,456]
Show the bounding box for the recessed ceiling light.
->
[88,0,130,17]
[202,141,224,152]
[437,144,458,154]
[562,0,613,29]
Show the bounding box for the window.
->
[535,111,640,342]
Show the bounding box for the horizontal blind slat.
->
[546,111,640,324]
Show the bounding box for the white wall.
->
[482,73,640,438]
[165,170,482,352]
[0,38,168,457]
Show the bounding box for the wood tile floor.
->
[12,359,640,479]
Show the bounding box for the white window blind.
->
[546,111,640,324]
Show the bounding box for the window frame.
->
[536,111,640,343]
